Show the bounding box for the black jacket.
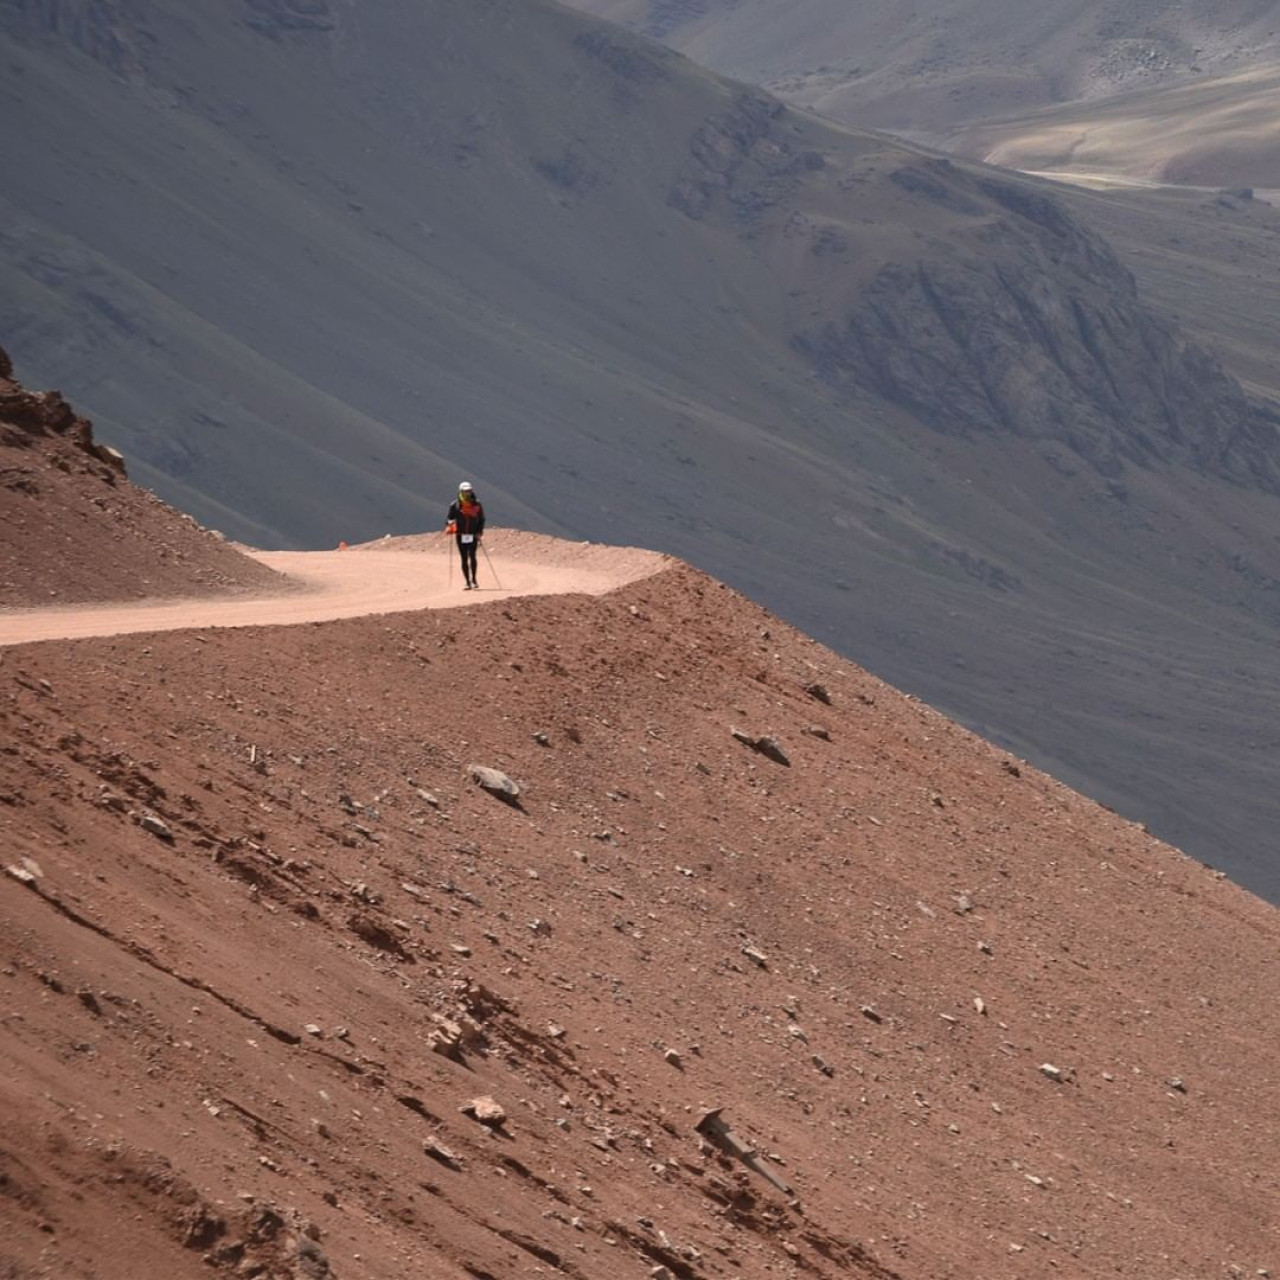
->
[448,498,485,538]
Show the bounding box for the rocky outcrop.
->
[662,87,1280,493]
[668,90,787,219]
[573,27,674,83]
[635,0,708,41]
[0,351,281,605]
[0,346,124,476]
[2,0,141,74]
[792,167,1280,491]
[242,0,336,38]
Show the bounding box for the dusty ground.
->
[945,63,1280,189]
[0,531,669,647]
[3,551,1280,1279]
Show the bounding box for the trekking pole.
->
[445,530,453,586]
[481,541,503,589]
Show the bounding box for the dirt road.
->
[0,530,667,647]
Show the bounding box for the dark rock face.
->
[792,170,1280,492]
[636,0,708,40]
[573,27,673,82]
[889,163,983,215]
[669,91,787,218]
[1,0,141,73]
[975,176,1080,239]
[242,0,335,37]
[0,350,122,473]
[666,96,1280,495]
[534,148,601,195]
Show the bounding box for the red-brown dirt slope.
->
[0,350,282,607]
[2,565,1279,1278]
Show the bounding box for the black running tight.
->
[457,538,478,583]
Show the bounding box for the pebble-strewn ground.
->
[3,552,1279,1278]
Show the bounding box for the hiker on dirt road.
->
[446,481,486,589]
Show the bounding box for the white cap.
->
[458,481,473,492]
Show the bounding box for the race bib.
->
[461,534,475,544]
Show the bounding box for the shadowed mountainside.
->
[6,0,1275,536]
[3,558,1280,1278]
[1050,180,1280,407]
[7,0,1280,899]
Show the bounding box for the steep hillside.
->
[6,0,1272,544]
[3,570,1280,1279]
[1050,181,1280,406]
[7,0,1280,900]
[570,0,1280,155]
[0,347,281,605]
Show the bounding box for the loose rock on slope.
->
[3,560,1280,1278]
